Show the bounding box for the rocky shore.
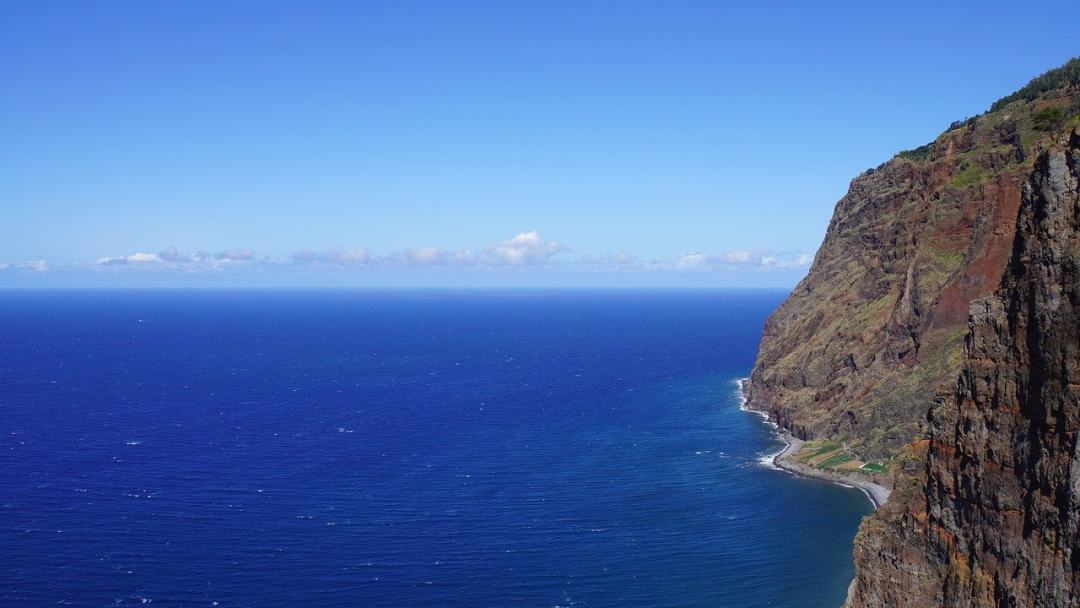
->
[771,433,891,509]
[739,379,891,509]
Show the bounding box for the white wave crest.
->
[734,376,786,468]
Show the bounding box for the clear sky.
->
[2,1,1078,287]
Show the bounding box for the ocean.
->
[1,289,872,607]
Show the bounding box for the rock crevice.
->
[847,126,1080,608]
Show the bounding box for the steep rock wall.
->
[847,127,1080,608]
[746,109,1029,459]
[745,60,1080,607]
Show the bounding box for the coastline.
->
[736,378,891,509]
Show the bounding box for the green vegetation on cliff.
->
[989,57,1080,111]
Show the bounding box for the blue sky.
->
[2,1,1078,287]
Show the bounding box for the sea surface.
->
[1,290,872,607]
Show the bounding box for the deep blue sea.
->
[1,290,871,607]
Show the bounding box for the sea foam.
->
[734,377,787,469]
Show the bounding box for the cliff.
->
[745,59,1080,606]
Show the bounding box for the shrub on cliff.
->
[1032,106,1066,133]
[990,57,1080,111]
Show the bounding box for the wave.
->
[734,377,786,469]
[756,441,788,470]
[734,377,777,427]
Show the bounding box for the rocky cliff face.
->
[745,59,1080,606]
[847,124,1080,608]
[746,110,1029,459]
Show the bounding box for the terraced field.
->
[794,440,889,474]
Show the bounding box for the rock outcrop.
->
[746,59,1080,606]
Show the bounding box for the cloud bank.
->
[23,231,813,278]
[0,259,49,272]
[94,247,261,271]
[668,250,813,271]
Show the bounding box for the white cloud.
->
[333,247,371,264]
[290,250,320,263]
[127,252,163,263]
[22,259,48,272]
[760,252,814,269]
[73,237,813,277]
[94,256,128,266]
[484,231,564,265]
[673,250,813,271]
[94,248,257,272]
[395,247,482,267]
[676,252,711,270]
[384,231,563,268]
[674,250,769,269]
[404,247,450,265]
[720,250,758,265]
[84,233,565,274]
[291,246,373,267]
[0,259,48,272]
[158,246,183,262]
[217,249,255,261]
[96,250,172,266]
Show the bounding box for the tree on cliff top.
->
[990,57,1080,112]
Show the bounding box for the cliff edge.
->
[745,59,1080,606]
[848,117,1080,608]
